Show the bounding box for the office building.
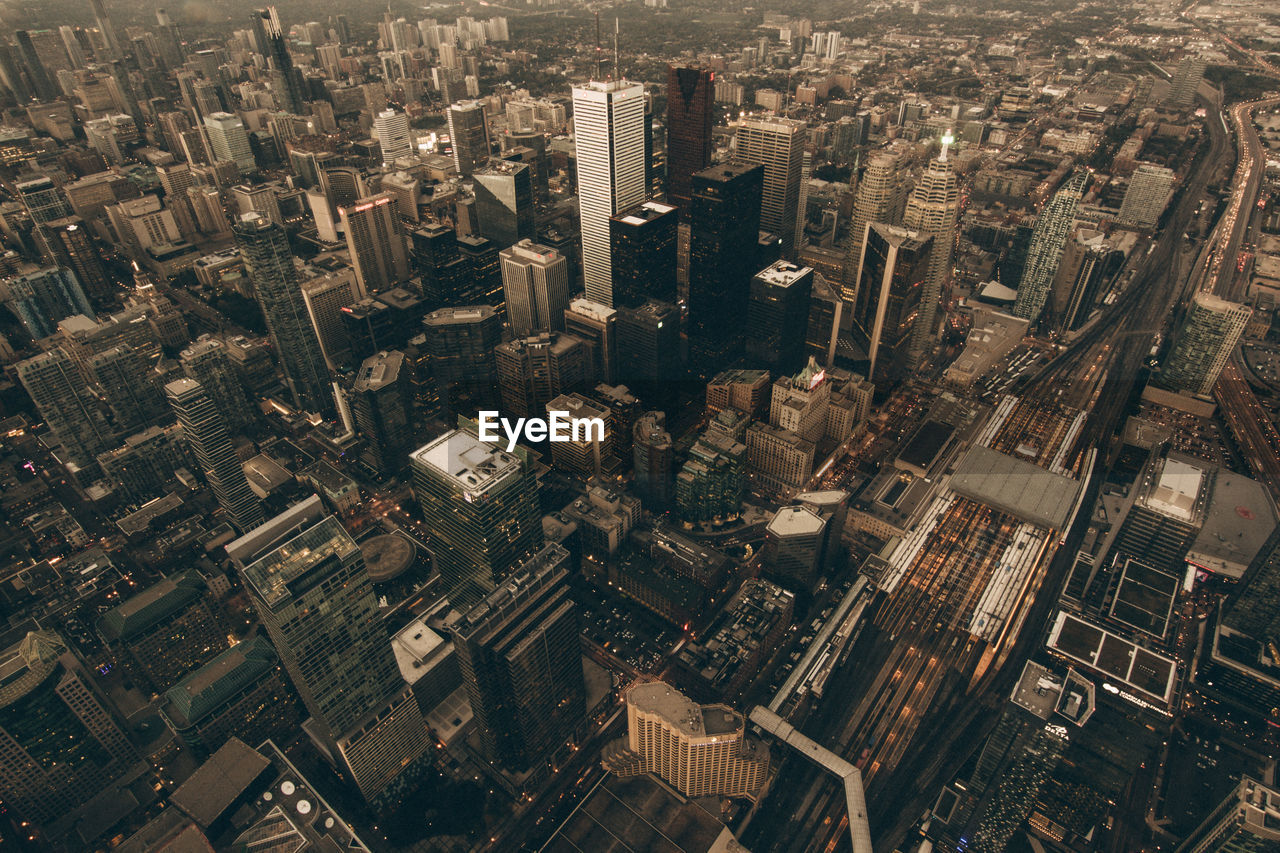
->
[665,64,715,215]
[87,344,168,435]
[423,305,503,414]
[1168,55,1208,109]
[38,217,113,302]
[616,299,682,387]
[16,176,71,224]
[166,377,264,531]
[676,428,747,524]
[373,108,413,164]
[706,368,771,418]
[501,239,570,336]
[446,100,491,176]
[851,223,932,384]
[411,427,543,605]
[746,261,814,374]
[1050,228,1113,332]
[340,192,410,294]
[763,505,828,591]
[545,392,615,480]
[203,112,256,174]
[449,543,585,774]
[98,569,228,693]
[1156,291,1252,397]
[1175,776,1280,852]
[17,347,113,471]
[1117,163,1176,229]
[610,200,678,307]
[234,212,333,413]
[1012,171,1088,323]
[604,682,769,798]
[1223,530,1280,646]
[351,350,413,475]
[0,630,139,827]
[180,337,254,431]
[572,79,647,306]
[496,332,592,418]
[736,116,806,258]
[226,497,431,801]
[159,635,301,759]
[301,268,361,370]
[1,266,93,339]
[842,148,908,302]
[255,7,306,114]
[633,411,675,508]
[688,162,764,363]
[564,298,618,385]
[473,159,535,250]
[901,136,960,364]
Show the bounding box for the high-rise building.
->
[901,136,960,365]
[1156,291,1252,397]
[340,192,410,294]
[166,377,264,531]
[17,347,113,471]
[616,299,682,388]
[449,543,585,773]
[746,260,814,373]
[1174,776,1280,852]
[351,350,413,475]
[97,569,228,692]
[226,497,430,801]
[180,337,254,431]
[572,80,646,306]
[373,107,413,164]
[473,159,535,250]
[1,266,93,339]
[542,392,615,480]
[1222,529,1280,648]
[688,162,764,364]
[610,200,678,307]
[1050,228,1113,333]
[676,428,747,524]
[234,212,333,413]
[255,7,306,114]
[604,682,769,798]
[763,505,828,591]
[423,306,503,414]
[0,631,140,828]
[16,177,72,225]
[1012,171,1088,323]
[88,344,168,435]
[665,64,714,215]
[37,217,112,302]
[735,116,807,258]
[500,239,570,337]
[1168,55,1208,109]
[851,223,931,384]
[301,268,361,371]
[1117,163,1176,230]
[203,112,256,174]
[563,298,617,385]
[841,148,907,302]
[446,100,491,176]
[14,32,57,100]
[410,427,544,605]
[89,0,123,60]
[633,411,674,507]
[495,332,592,418]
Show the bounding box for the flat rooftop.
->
[756,260,813,287]
[1188,468,1277,579]
[951,446,1082,531]
[410,430,525,492]
[1046,610,1176,706]
[1146,457,1205,522]
[768,505,826,538]
[1109,557,1180,639]
[391,618,450,685]
[240,516,357,608]
[895,420,955,474]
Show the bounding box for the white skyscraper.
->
[736,116,807,258]
[572,80,646,307]
[901,133,960,365]
[203,112,256,175]
[1117,163,1176,230]
[373,108,413,164]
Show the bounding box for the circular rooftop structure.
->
[361,534,415,583]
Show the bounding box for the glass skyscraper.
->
[1012,171,1088,323]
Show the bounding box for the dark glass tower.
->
[666,64,714,216]
[254,7,306,114]
[351,349,413,476]
[450,543,586,773]
[746,261,814,374]
[234,212,333,414]
[851,223,931,386]
[610,200,679,308]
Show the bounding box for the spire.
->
[939,129,954,162]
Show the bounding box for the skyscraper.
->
[411,427,544,605]
[1117,163,1176,230]
[851,223,931,383]
[226,497,430,800]
[166,377,264,531]
[37,217,112,302]
[373,108,413,164]
[1,266,93,339]
[665,64,714,215]
[1050,228,1113,332]
[841,148,907,302]
[16,177,71,225]
[446,100,491,176]
[610,200,678,307]
[632,411,674,508]
[88,344,168,436]
[449,542,586,773]
[423,306,503,415]
[495,332,592,417]
[564,298,618,385]
[1156,291,1252,397]
[89,0,123,60]
[203,112,256,174]
[17,347,113,471]
[616,299,682,387]
[901,135,960,365]
[746,260,814,374]
[572,80,647,306]
[351,349,413,475]
[735,116,807,257]
[234,212,333,413]
[473,159,535,250]
[180,337,255,431]
[1168,55,1208,108]
[254,7,306,114]
[500,239,570,337]
[0,631,139,827]
[688,162,764,365]
[340,192,410,293]
[1012,171,1088,323]
[1175,776,1280,852]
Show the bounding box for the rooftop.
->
[1188,468,1277,579]
[768,505,827,538]
[950,446,1082,531]
[99,570,206,642]
[410,429,525,492]
[756,260,814,287]
[390,618,451,686]
[240,516,357,608]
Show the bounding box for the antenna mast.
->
[594,12,602,80]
